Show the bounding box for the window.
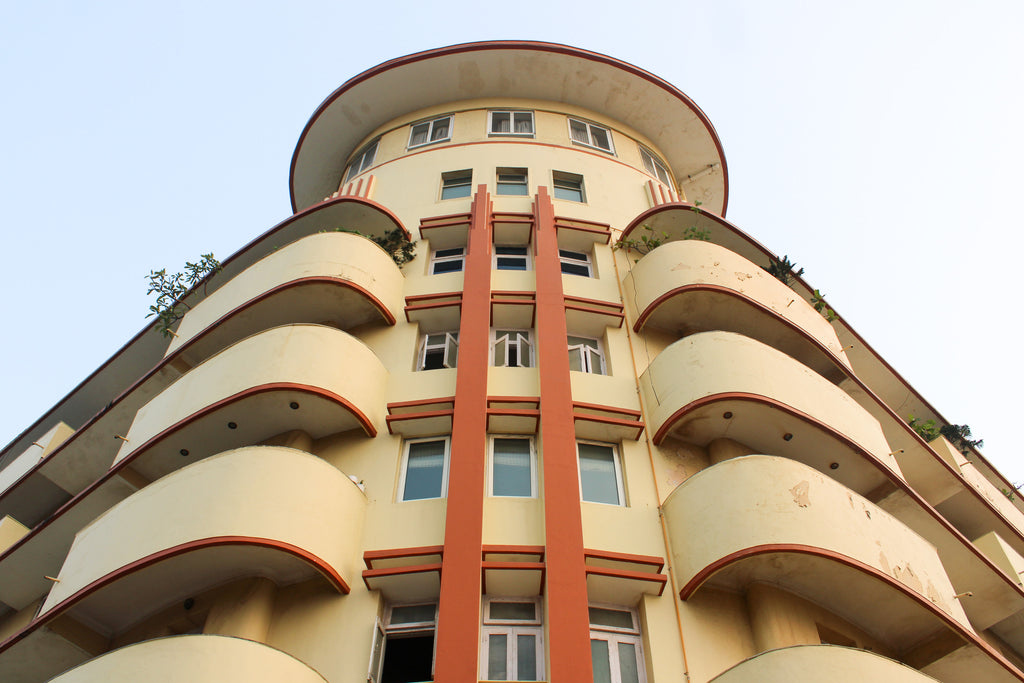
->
[399,438,450,501]
[552,171,585,202]
[481,598,544,681]
[639,147,671,185]
[408,115,452,149]
[441,169,472,200]
[346,139,379,181]
[430,247,465,274]
[490,111,535,136]
[589,605,645,683]
[494,245,530,271]
[559,249,592,277]
[497,168,529,196]
[578,442,624,505]
[419,332,458,370]
[568,336,605,375]
[490,437,536,497]
[568,118,614,153]
[492,329,533,368]
[369,603,438,683]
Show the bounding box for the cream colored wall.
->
[662,455,970,629]
[41,447,367,614]
[167,232,404,356]
[0,420,75,496]
[710,644,941,683]
[640,331,900,476]
[622,240,850,366]
[48,634,328,682]
[678,588,757,683]
[638,593,687,682]
[113,324,387,467]
[0,514,29,554]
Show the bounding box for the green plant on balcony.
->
[1002,485,1022,502]
[614,203,710,257]
[907,415,984,456]
[811,289,838,322]
[940,423,984,455]
[146,253,221,338]
[764,254,804,286]
[332,227,417,267]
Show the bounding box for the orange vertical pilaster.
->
[534,187,595,680]
[434,186,492,681]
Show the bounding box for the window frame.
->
[552,170,586,202]
[346,138,379,182]
[408,115,453,149]
[589,603,646,683]
[440,169,472,200]
[369,602,439,683]
[419,331,459,371]
[577,441,625,506]
[489,110,535,137]
[559,248,593,277]
[568,118,615,153]
[430,246,465,274]
[493,245,531,271]
[480,597,544,681]
[398,437,451,502]
[491,328,534,368]
[489,436,538,498]
[496,167,529,196]
[638,146,671,185]
[568,336,605,375]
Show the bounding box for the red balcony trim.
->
[364,545,445,570]
[362,563,444,591]
[584,566,667,596]
[678,543,1024,680]
[584,548,664,572]
[0,384,374,567]
[481,561,547,595]
[0,536,347,655]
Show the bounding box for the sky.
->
[1,2,1022,481]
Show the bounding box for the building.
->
[1,40,1023,682]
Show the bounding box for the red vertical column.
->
[435,186,492,681]
[534,187,595,680]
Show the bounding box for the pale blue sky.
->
[2,2,1022,479]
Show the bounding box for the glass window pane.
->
[561,261,590,276]
[568,346,584,372]
[497,181,528,196]
[488,634,508,679]
[579,444,619,505]
[588,607,634,630]
[493,439,532,497]
[446,334,458,368]
[490,601,536,621]
[591,127,610,150]
[441,182,471,200]
[496,257,527,270]
[432,259,463,274]
[591,639,612,683]
[492,112,511,133]
[518,634,538,680]
[618,642,641,683]
[514,112,533,133]
[390,603,436,624]
[435,248,464,258]
[494,336,507,366]
[516,333,531,368]
[432,118,450,140]
[404,441,446,500]
[410,122,429,146]
[570,120,589,143]
[553,185,583,202]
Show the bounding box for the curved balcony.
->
[623,240,849,380]
[664,456,971,647]
[166,232,402,363]
[49,635,327,682]
[39,446,364,631]
[710,645,940,682]
[639,331,899,494]
[112,324,385,480]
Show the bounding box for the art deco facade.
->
[1,41,1024,682]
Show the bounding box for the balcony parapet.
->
[710,644,944,682]
[665,455,969,638]
[112,325,385,477]
[639,331,900,490]
[47,634,328,682]
[40,446,363,618]
[622,239,850,379]
[166,232,402,362]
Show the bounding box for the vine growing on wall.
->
[614,202,710,257]
[332,227,417,266]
